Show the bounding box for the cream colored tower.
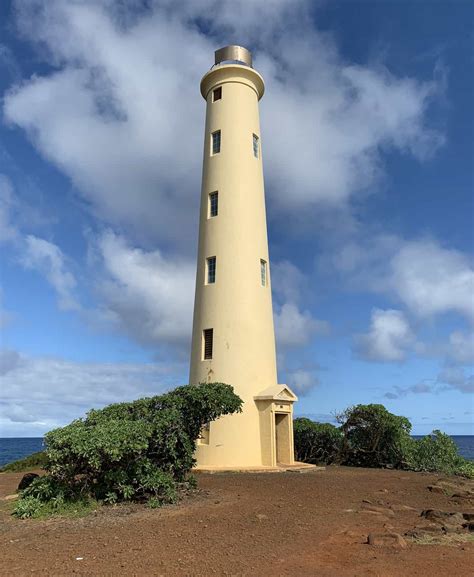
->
[190,46,297,469]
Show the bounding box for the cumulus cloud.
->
[96,231,195,346]
[285,368,320,396]
[0,349,184,436]
[388,240,474,321]
[0,176,81,315]
[274,302,329,348]
[384,367,474,399]
[331,235,474,323]
[354,308,414,362]
[3,0,443,247]
[21,235,80,311]
[447,330,474,364]
[437,366,474,394]
[271,260,329,349]
[271,260,308,305]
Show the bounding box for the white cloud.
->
[274,302,329,348]
[286,369,319,396]
[447,331,474,364]
[437,366,474,394]
[96,230,195,346]
[0,349,183,437]
[0,175,19,243]
[271,260,329,349]
[21,235,80,311]
[271,260,308,304]
[3,0,443,247]
[330,235,474,323]
[354,308,414,362]
[388,240,474,321]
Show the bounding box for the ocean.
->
[0,436,473,468]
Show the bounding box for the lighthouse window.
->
[206,256,216,284]
[213,87,222,102]
[253,134,259,158]
[260,259,267,286]
[203,329,213,360]
[212,130,221,155]
[209,191,218,217]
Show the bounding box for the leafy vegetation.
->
[13,492,98,520]
[337,404,412,468]
[13,383,242,518]
[295,404,472,478]
[293,418,342,465]
[0,451,47,473]
[403,430,474,478]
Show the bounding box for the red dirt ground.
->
[0,466,472,576]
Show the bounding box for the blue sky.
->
[0,0,472,437]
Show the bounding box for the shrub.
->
[293,418,342,464]
[295,404,471,478]
[402,430,474,477]
[337,404,412,468]
[14,383,242,517]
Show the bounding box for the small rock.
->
[255,513,268,521]
[3,494,18,501]
[391,504,417,512]
[17,473,39,492]
[451,491,473,499]
[367,532,407,549]
[361,503,395,517]
[405,524,442,538]
[427,485,445,494]
[421,509,465,525]
[442,522,465,534]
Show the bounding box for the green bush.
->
[14,383,242,517]
[293,418,343,465]
[295,405,472,478]
[402,430,474,478]
[337,404,412,468]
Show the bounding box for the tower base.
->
[193,462,322,474]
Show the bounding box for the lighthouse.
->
[189,46,297,469]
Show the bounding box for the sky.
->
[0,0,473,437]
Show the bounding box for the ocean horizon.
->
[1,436,473,468]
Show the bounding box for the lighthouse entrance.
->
[254,384,297,467]
[275,413,291,464]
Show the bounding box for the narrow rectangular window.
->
[203,328,213,360]
[212,130,221,155]
[213,87,222,102]
[253,133,259,158]
[260,259,267,286]
[206,256,216,284]
[209,191,218,217]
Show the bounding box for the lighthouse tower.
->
[189,46,297,469]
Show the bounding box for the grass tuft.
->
[0,452,47,473]
[14,495,98,520]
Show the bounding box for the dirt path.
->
[0,466,472,576]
